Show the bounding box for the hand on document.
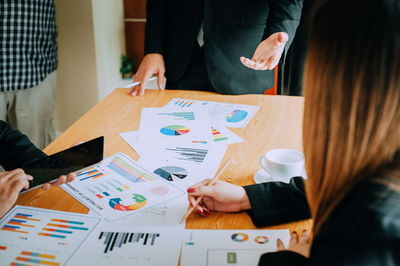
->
[240,32,288,71]
[187,179,251,215]
[129,53,165,96]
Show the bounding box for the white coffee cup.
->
[258,149,305,182]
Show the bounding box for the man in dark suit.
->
[130,0,303,96]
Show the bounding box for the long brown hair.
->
[303,0,400,235]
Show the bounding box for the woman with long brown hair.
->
[187,0,400,264]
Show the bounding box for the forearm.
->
[244,176,311,227]
[264,0,304,57]
[144,0,168,55]
[0,122,46,170]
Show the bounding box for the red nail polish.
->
[196,209,203,215]
[204,209,211,215]
[187,188,195,193]
[190,202,193,207]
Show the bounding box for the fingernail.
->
[190,202,193,207]
[303,229,307,233]
[293,231,297,235]
[27,175,33,181]
[204,209,211,215]
[187,188,195,193]
[196,209,204,215]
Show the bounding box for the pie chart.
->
[160,125,190,136]
[108,193,147,211]
[254,235,269,244]
[226,110,248,123]
[153,166,188,182]
[231,233,249,242]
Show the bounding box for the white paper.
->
[164,98,260,128]
[181,229,291,266]
[119,130,150,156]
[61,153,185,221]
[68,224,185,266]
[138,142,228,189]
[0,205,101,266]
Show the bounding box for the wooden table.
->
[17,88,312,233]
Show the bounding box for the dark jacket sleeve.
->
[264,0,303,60]
[259,251,308,266]
[0,121,47,170]
[243,176,311,227]
[144,0,168,55]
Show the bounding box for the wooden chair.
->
[264,66,279,95]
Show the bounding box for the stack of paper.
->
[121,98,259,189]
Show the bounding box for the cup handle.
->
[259,155,270,174]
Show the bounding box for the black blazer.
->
[145,0,303,95]
[244,177,400,265]
[0,121,46,170]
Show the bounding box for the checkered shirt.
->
[0,0,58,91]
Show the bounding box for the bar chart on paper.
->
[0,206,100,266]
[68,225,184,266]
[62,153,185,221]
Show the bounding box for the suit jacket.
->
[0,121,46,170]
[244,177,400,265]
[145,0,303,95]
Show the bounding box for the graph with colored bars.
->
[99,232,160,253]
[173,99,194,108]
[1,213,40,234]
[38,218,89,239]
[211,127,228,142]
[166,147,208,163]
[107,156,157,183]
[157,111,195,120]
[78,167,104,181]
[9,251,60,266]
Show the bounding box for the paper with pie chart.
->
[164,98,260,128]
[138,107,212,144]
[138,142,227,189]
[181,229,290,266]
[61,153,185,221]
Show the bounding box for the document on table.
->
[0,205,101,266]
[138,142,228,189]
[181,229,291,266]
[61,153,185,221]
[164,98,260,128]
[67,224,185,266]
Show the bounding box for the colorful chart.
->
[151,186,170,196]
[108,193,147,211]
[11,251,60,266]
[160,125,190,136]
[226,110,248,123]
[166,147,208,163]
[211,127,228,142]
[107,156,157,183]
[1,213,40,234]
[254,235,269,244]
[78,168,104,181]
[192,140,207,144]
[174,100,194,108]
[231,233,249,242]
[153,166,188,182]
[158,112,195,120]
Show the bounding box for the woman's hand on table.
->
[277,230,311,258]
[187,179,251,216]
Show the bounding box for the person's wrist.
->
[239,187,251,211]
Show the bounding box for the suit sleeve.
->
[0,121,47,170]
[243,176,311,227]
[258,251,308,266]
[144,0,168,55]
[264,0,304,61]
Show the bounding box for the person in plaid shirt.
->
[0,0,58,149]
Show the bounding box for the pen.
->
[179,159,232,224]
[123,76,158,88]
